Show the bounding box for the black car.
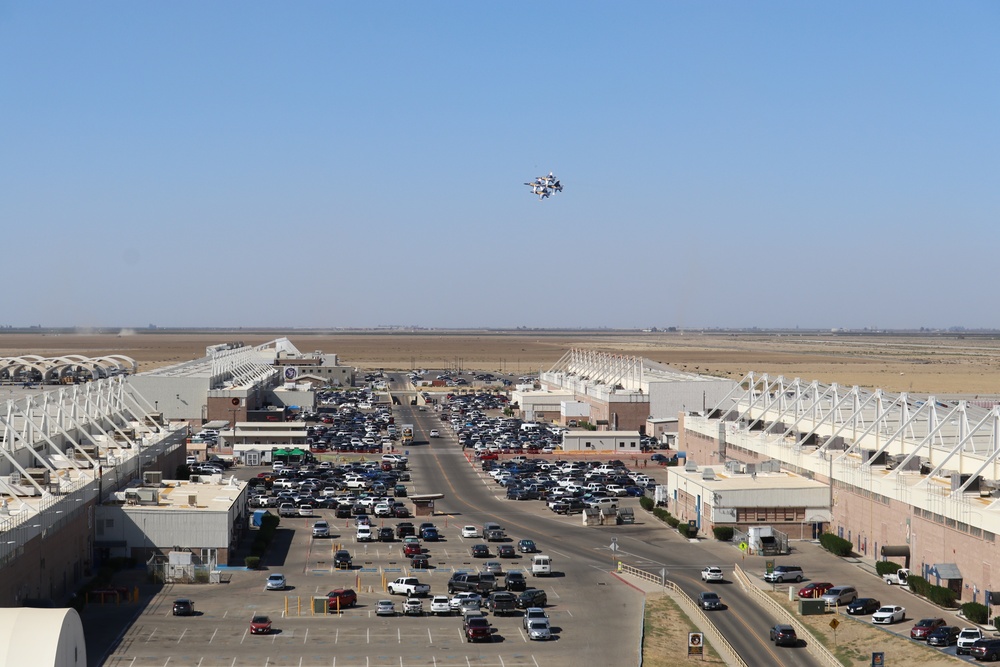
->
[396,522,416,538]
[972,639,1000,661]
[378,527,394,542]
[410,555,430,569]
[335,505,352,518]
[497,544,516,558]
[516,588,548,609]
[334,550,353,569]
[470,544,490,558]
[769,624,797,647]
[504,571,527,592]
[926,625,960,647]
[846,597,881,615]
[172,598,194,616]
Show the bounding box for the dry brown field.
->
[3,330,1000,395]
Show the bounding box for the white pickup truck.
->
[882,568,910,585]
[387,577,431,597]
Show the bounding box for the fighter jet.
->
[524,172,562,200]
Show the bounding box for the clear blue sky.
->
[3,2,998,330]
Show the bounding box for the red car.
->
[327,588,357,610]
[910,618,946,640]
[404,543,423,557]
[249,614,272,634]
[797,582,834,599]
[479,452,499,461]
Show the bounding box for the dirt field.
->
[764,590,955,667]
[2,330,1000,395]
[642,593,726,666]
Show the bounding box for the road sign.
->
[871,652,884,667]
[610,538,619,552]
[738,541,748,552]
[829,618,840,630]
[687,632,704,656]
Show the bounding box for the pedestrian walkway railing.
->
[732,563,842,667]
[617,562,748,667]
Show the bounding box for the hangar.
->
[683,372,1000,602]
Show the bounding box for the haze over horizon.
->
[3,3,998,331]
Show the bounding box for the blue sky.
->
[3,2,998,329]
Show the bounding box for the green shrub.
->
[639,496,654,511]
[244,556,261,570]
[712,526,734,542]
[666,516,680,528]
[928,585,957,608]
[907,575,930,597]
[652,508,670,522]
[818,532,853,557]
[677,523,690,538]
[963,602,989,624]
[875,561,902,576]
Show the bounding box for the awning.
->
[933,563,963,579]
[290,448,306,455]
[273,449,288,456]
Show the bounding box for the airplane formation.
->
[524,172,563,200]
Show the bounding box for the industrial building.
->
[539,349,736,431]
[560,430,641,452]
[683,373,1000,602]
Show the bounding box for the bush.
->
[666,516,680,528]
[875,561,902,576]
[652,508,670,522]
[244,556,261,570]
[712,526,734,542]
[819,532,853,557]
[908,575,930,597]
[639,496,654,511]
[963,602,989,624]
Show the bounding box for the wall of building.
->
[126,376,209,422]
[0,507,93,606]
[647,379,735,421]
[561,432,641,452]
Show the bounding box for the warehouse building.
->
[540,349,736,431]
[683,373,1000,602]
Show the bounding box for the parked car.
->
[327,588,357,609]
[769,624,798,647]
[249,614,272,634]
[872,605,906,624]
[486,591,518,615]
[517,539,537,553]
[522,607,550,629]
[430,595,452,616]
[312,520,330,538]
[764,566,803,583]
[957,628,985,655]
[971,638,1000,661]
[172,598,194,616]
[404,543,423,557]
[410,555,430,569]
[375,599,397,617]
[911,618,947,640]
[504,572,527,592]
[378,527,395,542]
[526,619,552,641]
[483,560,503,575]
[821,586,858,606]
[700,566,724,582]
[516,588,548,609]
[846,598,881,615]
[334,550,353,569]
[926,625,960,647]
[798,582,833,599]
[449,592,483,612]
[497,544,516,558]
[265,573,286,591]
[396,522,416,538]
[463,614,493,643]
[462,526,479,538]
[697,591,723,610]
[470,544,490,558]
[403,598,423,616]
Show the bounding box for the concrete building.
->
[511,389,575,422]
[275,349,354,387]
[0,378,186,606]
[0,607,87,667]
[682,372,1000,602]
[561,430,641,452]
[95,475,250,567]
[540,349,736,431]
[664,461,831,540]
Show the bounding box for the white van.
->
[531,555,553,576]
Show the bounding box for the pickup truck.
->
[387,577,430,597]
[448,573,493,595]
[882,568,910,585]
[957,627,984,655]
[486,591,517,615]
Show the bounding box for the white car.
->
[872,605,906,624]
[701,567,724,582]
[374,503,392,517]
[461,526,479,538]
[356,526,373,542]
[429,429,440,438]
[449,592,483,612]
[429,595,452,616]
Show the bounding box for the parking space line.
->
[518,628,526,643]
[303,627,309,644]
[398,627,401,643]
[531,656,540,667]
[177,629,186,644]
[427,627,433,643]
[498,656,505,667]
[240,628,248,644]
[145,628,156,643]
[209,628,217,644]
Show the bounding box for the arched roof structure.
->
[0,607,86,666]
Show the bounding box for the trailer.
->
[401,424,414,446]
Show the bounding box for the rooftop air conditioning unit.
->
[143,471,162,485]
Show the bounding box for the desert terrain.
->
[2,330,1000,395]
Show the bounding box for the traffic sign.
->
[609,538,619,552]
[738,541,748,552]
[829,618,840,630]
[871,652,884,667]
[687,632,704,656]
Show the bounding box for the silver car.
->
[527,620,552,640]
[821,586,858,606]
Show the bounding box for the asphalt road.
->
[400,405,823,667]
